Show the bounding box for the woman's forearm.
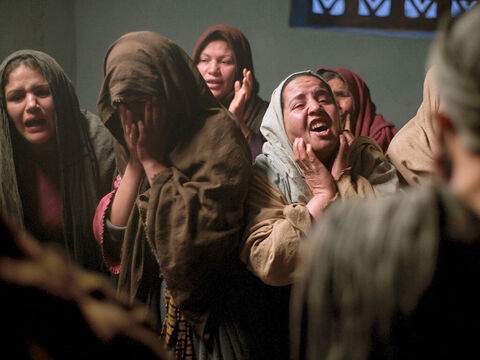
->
[109,162,143,227]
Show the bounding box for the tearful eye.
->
[36,89,51,98]
[7,94,24,102]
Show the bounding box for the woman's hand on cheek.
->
[294,138,337,219]
[136,98,168,184]
[119,104,142,172]
[294,138,336,197]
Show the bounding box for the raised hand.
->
[331,129,355,180]
[134,98,168,167]
[135,98,168,184]
[294,138,337,218]
[119,104,141,171]
[228,68,252,137]
[343,112,353,132]
[294,138,336,197]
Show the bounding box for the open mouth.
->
[25,118,47,128]
[206,80,222,87]
[310,121,329,133]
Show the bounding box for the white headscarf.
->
[254,71,335,204]
[429,4,480,153]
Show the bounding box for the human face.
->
[328,77,354,130]
[4,65,55,146]
[196,40,236,100]
[282,76,340,163]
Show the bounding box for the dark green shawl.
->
[0,50,115,272]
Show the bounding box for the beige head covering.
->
[386,68,440,185]
[429,4,480,153]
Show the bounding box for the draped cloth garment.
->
[97,31,258,357]
[318,67,397,152]
[0,50,115,272]
[429,4,480,154]
[242,71,399,286]
[291,183,480,359]
[255,70,399,205]
[387,68,440,185]
[192,24,268,137]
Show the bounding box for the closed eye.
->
[292,102,305,110]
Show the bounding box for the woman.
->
[317,67,397,152]
[0,50,115,273]
[242,71,399,286]
[94,31,285,359]
[386,68,440,186]
[192,24,268,159]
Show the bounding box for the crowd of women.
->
[1,6,478,358]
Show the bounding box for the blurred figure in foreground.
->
[0,214,168,359]
[292,6,480,360]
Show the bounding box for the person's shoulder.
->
[322,183,439,231]
[81,110,109,136]
[351,136,383,154]
[80,109,115,166]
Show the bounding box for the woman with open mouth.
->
[0,50,116,273]
[193,24,268,160]
[241,70,400,287]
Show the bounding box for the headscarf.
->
[192,24,268,135]
[0,50,115,272]
[317,67,397,152]
[99,31,218,166]
[254,71,336,204]
[429,4,480,153]
[386,68,440,185]
[97,31,252,350]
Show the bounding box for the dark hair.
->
[2,55,41,87]
[316,69,345,83]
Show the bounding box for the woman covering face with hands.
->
[241,71,399,286]
[93,31,287,359]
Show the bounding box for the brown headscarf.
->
[192,24,268,135]
[97,31,252,354]
[317,67,397,152]
[386,68,440,185]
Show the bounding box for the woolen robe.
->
[97,31,287,360]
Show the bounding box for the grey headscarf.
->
[254,71,335,204]
[429,4,480,153]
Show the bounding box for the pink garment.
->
[92,175,122,274]
[319,67,397,152]
[16,150,64,247]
